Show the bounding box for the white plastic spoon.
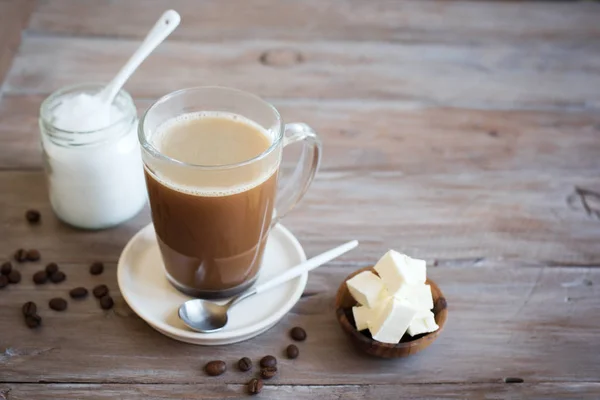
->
[97,9,180,109]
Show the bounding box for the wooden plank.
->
[0,261,598,384]
[1,169,600,267]
[2,382,600,399]
[28,0,600,45]
[4,36,600,110]
[0,0,35,90]
[2,94,600,172]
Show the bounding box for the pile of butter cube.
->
[347,250,439,344]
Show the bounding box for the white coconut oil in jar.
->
[39,83,147,229]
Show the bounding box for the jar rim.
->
[40,82,137,135]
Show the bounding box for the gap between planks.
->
[1,381,599,386]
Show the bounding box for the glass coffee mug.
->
[139,87,321,299]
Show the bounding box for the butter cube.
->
[415,307,433,319]
[352,303,386,331]
[368,297,418,344]
[346,271,388,308]
[395,284,434,311]
[407,310,439,337]
[352,306,371,331]
[353,298,388,331]
[374,250,426,294]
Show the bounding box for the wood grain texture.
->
[2,0,600,397]
[2,382,600,399]
[2,94,600,172]
[0,0,35,91]
[4,36,600,110]
[0,261,599,384]
[28,0,600,45]
[1,171,600,266]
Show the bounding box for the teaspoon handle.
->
[255,240,359,295]
[227,240,359,309]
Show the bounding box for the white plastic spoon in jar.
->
[96,10,181,110]
[53,10,181,132]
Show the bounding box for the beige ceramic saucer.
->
[117,223,307,345]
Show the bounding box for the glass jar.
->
[39,83,147,229]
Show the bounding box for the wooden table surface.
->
[1,1,600,399]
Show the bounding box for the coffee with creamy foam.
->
[144,112,278,297]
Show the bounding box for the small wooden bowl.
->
[335,267,448,358]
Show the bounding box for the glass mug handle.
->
[271,122,322,226]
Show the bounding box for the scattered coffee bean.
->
[99,295,114,310]
[33,271,48,285]
[247,378,264,395]
[286,344,299,359]
[49,297,68,311]
[260,355,277,368]
[7,270,21,284]
[45,262,59,275]
[70,287,89,299]
[260,366,277,380]
[25,209,41,224]
[22,301,37,317]
[89,262,104,275]
[93,284,109,298]
[433,297,447,315]
[26,249,41,262]
[504,377,524,384]
[14,248,27,262]
[0,275,8,289]
[25,314,42,329]
[1,261,12,275]
[49,270,66,283]
[290,326,306,341]
[238,357,252,372]
[205,360,227,376]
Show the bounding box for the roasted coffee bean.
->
[49,297,68,311]
[290,326,306,341]
[33,271,48,285]
[205,360,227,376]
[260,355,277,368]
[14,248,27,262]
[7,270,21,284]
[238,357,252,372]
[45,262,59,275]
[26,209,41,224]
[247,378,264,395]
[49,271,66,283]
[93,284,109,298]
[260,366,277,380]
[1,261,12,275]
[0,275,8,289]
[26,249,41,261]
[25,314,42,329]
[89,261,104,275]
[70,287,88,299]
[433,297,447,315]
[22,301,37,317]
[99,295,114,310]
[286,344,299,359]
